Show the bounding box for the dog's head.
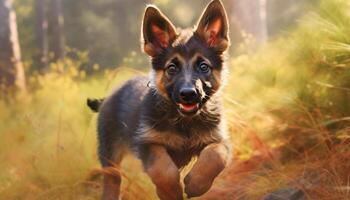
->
[142,0,229,116]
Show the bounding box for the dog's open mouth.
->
[177,103,199,114]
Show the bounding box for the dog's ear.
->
[195,0,229,52]
[142,6,177,57]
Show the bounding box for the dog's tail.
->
[87,98,104,112]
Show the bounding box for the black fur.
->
[87,98,104,112]
[97,77,149,166]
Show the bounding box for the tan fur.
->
[144,43,158,57]
[184,142,230,197]
[145,145,183,200]
[190,53,213,66]
[135,124,223,151]
[164,53,186,66]
[212,69,222,91]
[154,70,168,98]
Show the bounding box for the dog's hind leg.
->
[100,144,126,200]
[102,169,122,200]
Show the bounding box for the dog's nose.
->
[180,87,198,103]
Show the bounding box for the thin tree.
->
[35,0,49,70]
[0,0,26,93]
[51,0,65,61]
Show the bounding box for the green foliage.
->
[15,0,36,63]
[227,0,350,146]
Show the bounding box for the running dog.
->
[87,0,232,199]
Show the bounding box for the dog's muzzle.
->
[176,86,202,115]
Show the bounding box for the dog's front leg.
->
[143,145,183,200]
[184,142,231,198]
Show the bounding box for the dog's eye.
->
[198,62,210,73]
[166,63,179,75]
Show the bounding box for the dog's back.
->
[97,76,149,166]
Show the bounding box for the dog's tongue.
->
[179,103,198,112]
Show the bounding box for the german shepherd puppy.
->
[87,0,231,199]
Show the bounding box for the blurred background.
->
[0,0,349,199]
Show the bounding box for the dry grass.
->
[0,63,348,200]
[1,0,350,199]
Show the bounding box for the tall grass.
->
[0,60,154,199]
[1,0,349,199]
[222,0,350,198]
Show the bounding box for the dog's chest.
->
[134,120,224,167]
[135,124,222,149]
[165,130,222,167]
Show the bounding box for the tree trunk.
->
[231,0,268,48]
[0,0,26,92]
[35,0,49,70]
[51,0,65,61]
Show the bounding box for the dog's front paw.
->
[184,172,213,198]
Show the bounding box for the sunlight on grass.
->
[1,0,350,199]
